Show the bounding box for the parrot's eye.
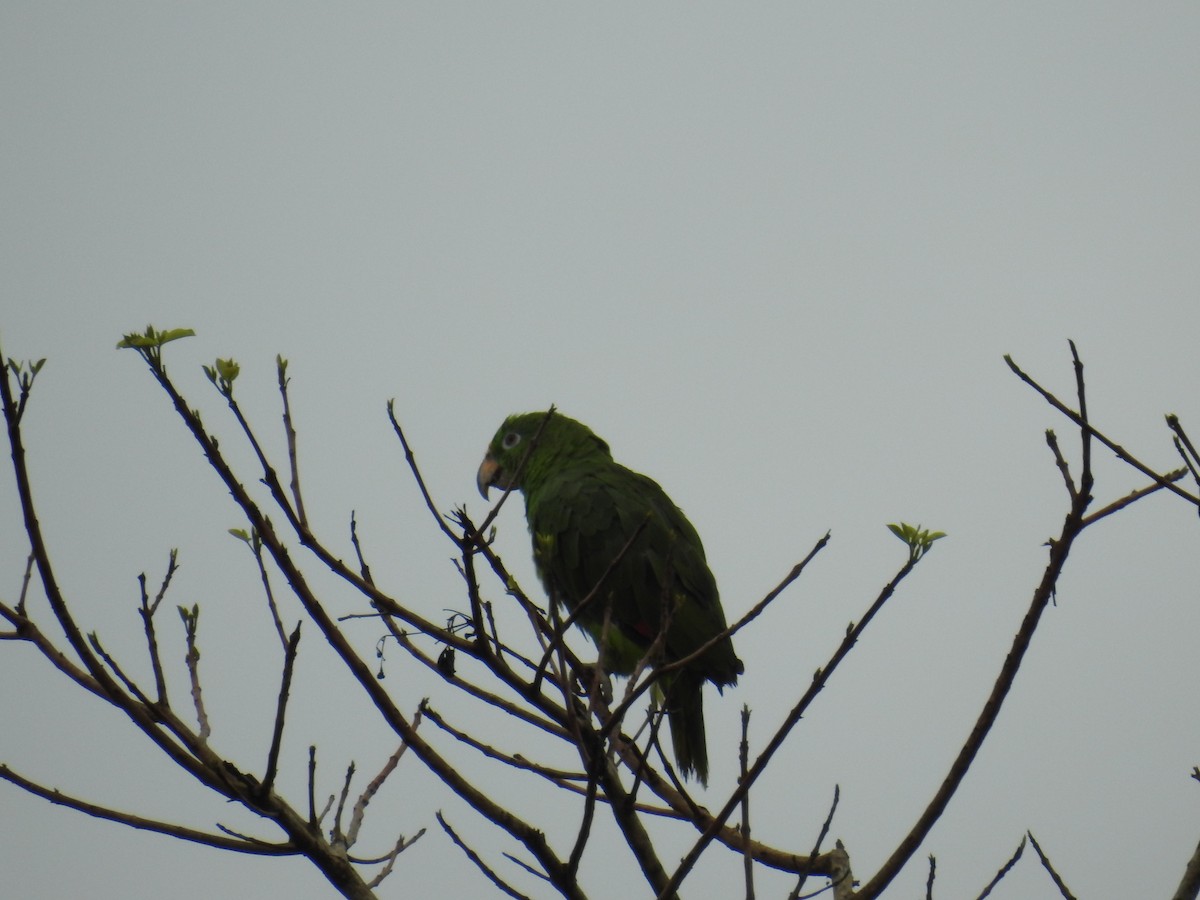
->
[502,431,522,450]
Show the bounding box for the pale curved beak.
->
[477,455,501,499]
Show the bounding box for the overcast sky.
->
[2,4,1199,899]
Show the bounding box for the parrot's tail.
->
[664,672,709,787]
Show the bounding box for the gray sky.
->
[2,4,1198,898]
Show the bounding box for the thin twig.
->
[1006,353,1199,507]
[307,745,319,828]
[223,394,302,533]
[347,736,415,850]
[1173,438,1200,495]
[740,705,754,900]
[247,532,290,651]
[349,512,374,587]
[975,833,1026,899]
[214,822,296,847]
[262,623,302,796]
[425,704,681,824]
[137,550,178,706]
[386,402,459,542]
[1171,830,1200,900]
[0,764,294,855]
[179,604,211,743]
[329,762,357,852]
[16,551,35,617]
[437,812,535,900]
[565,596,619,881]
[1069,340,1093,503]
[364,829,426,889]
[374,610,570,739]
[1167,415,1200,469]
[423,703,582,778]
[87,632,158,713]
[1080,467,1188,528]
[789,784,840,899]
[566,731,604,880]
[458,533,492,663]
[3,356,163,730]
[1045,430,1077,501]
[1027,831,1078,900]
[277,355,309,529]
[598,757,676,899]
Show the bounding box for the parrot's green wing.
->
[529,465,735,674]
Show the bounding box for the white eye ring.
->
[502,431,522,450]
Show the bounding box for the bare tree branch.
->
[438,812,537,900]
[137,551,177,707]
[1005,353,1199,508]
[740,705,754,900]
[1172,831,1200,900]
[975,833,1025,899]
[0,764,292,855]
[261,623,302,795]
[1080,467,1189,528]
[7,334,1195,900]
[789,784,840,899]
[276,355,309,529]
[1026,831,1077,900]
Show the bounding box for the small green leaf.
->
[215,357,239,383]
[204,357,240,396]
[158,328,196,345]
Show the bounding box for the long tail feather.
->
[665,673,709,786]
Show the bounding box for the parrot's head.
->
[477,410,610,499]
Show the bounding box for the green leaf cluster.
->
[116,325,196,370]
[203,358,240,396]
[886,522,947,562]
[6,357,46,383]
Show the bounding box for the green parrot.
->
[477,411,743,786]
